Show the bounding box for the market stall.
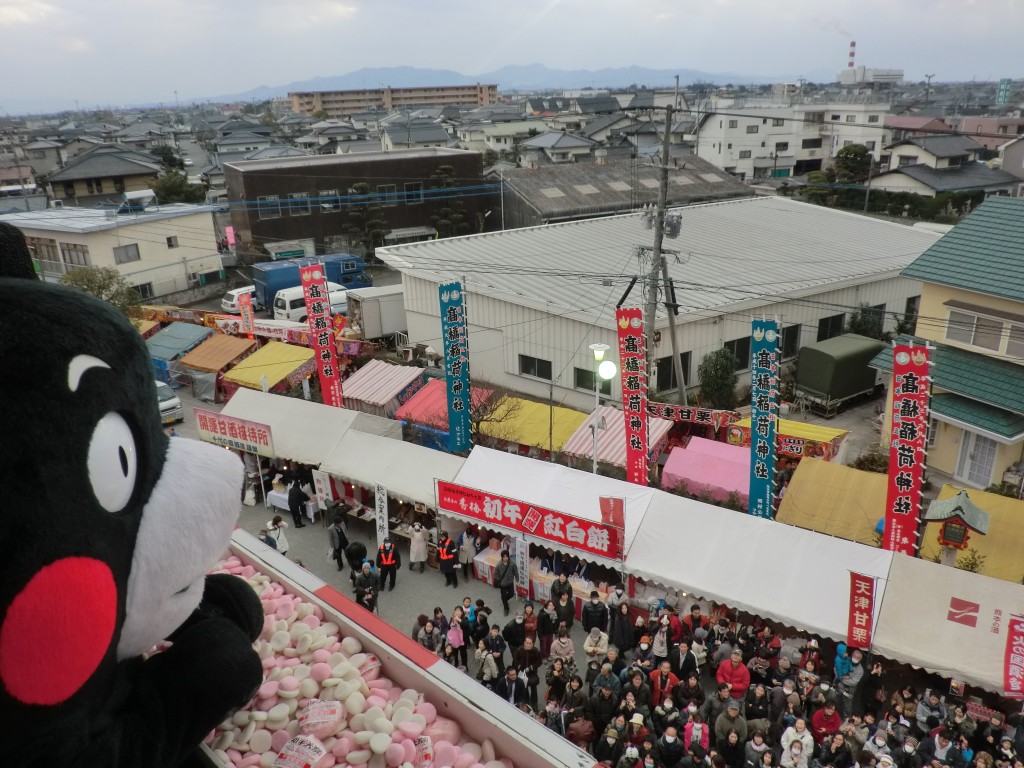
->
[727,417,849,462]
[775,458,886,545]
[340,358,426,418]
[220,341,315,398]
[660,436,750,505]
[146,321,214,386]
[477,396,587,458]
[393,378,493,451]
[179,333,257,403]
[561,404,674,469]
[131,317,160,339]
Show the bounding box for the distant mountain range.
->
[209,63,837,103]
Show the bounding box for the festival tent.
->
[319,430,466,507]
[626,489,894,643]
[132,318,160,339]
[775,458,886,545]
[221,341,314,394]
[561,405,674,468]
[728,417,849,462]
[146,321,214,385]
[220,388,401,465]
[179,333,258,403]
[341,359,426,418]
[393,378,493,449]
[477,396,587,454]
[660,437,749,505]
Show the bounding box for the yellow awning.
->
[222,341,313,389]
[776,457,886,545]
[132,318,159,336]
[921,485,1024,584]
[734,417,847,443]
[478,396,587,451]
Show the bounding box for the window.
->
[946,310,1001,351]
[32,150,45,159]
[865,141,876,151]
[113,177,125,193]
[904,295,920,320]
[806,112,825,124]
[817,313,846,342]
[288,192,310,216]
[724,336,752,372]
[868,114,880,123]
[404,182,424,205]
[898,155,916,167]
[113,243,141,264]
[257,195,281,219]
[86,180,95,194]
[519,354,552,380]
[59,242,90,268]
[772,118,785,127]
[762,118,768,124]
[746,125,759,134]
[135,282,154,300]
[801,138,822,149]
[781,324,801,359]
[63,183,76,197]
[377,184,397,206]
[738,150,751,159]
[728,120,738,129]
[830,114,841,121]
[775,142,789,152]
[655,353,691,392]
[927,417,938,450]
[25,236,61,275]
[574,367,612,396]
[846,115,856,123]
[727,143,732,149]
[319,189,340,210]
[843,140,853,147]
[165,235,178,249]
[1007,325,1024,359]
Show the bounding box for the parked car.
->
[273,283,347,323]
[221,285,257,312]
[155,380,183,424]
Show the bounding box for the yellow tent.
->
[776,458,886,544]
[731,417,848,460]
[132,318,159,337]
[921,485,1024,584]
[478,396,587,451]
[222,341,314,390]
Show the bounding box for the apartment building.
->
[290,84,498,119]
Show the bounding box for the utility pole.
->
[863,158,876,213]
[643,105,676,392]
[661,256,688,405]
[924,74,935,108]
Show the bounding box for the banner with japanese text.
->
[514,536,530,598]
[598,496,625,560]
[374,483,389,549]
[616,308,648,485]
[748,320,779,518]
[312,469,333,511]
[436,480,621,562]
[238,292,255,336]
[883,345,930,555]
[1004,614,1024,699]
[299,265,343,408]
[439,282,472,452]
[848,572,876,649]
[647,402,741,431]
[194,408,274,457]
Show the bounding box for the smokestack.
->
[848,40,856,68]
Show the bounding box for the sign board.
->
[312,469,333,511]
[598,496,625,560]
[273,249,306,260]
[238,291,255,336]
[648,402,740,431]
[514,536,530,598]
[1004,614,1024,699]
[374,482,389,548]
[848,572,876,649]
[439,282,472,452]
[616,308,648,485]
[194,408,274,458]
[299,264,344,408]
[748,319,779,518]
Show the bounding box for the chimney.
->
[848,40,856,68]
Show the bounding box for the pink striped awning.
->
[561,404,673,467]
[341,359,425,417]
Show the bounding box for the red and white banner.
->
[616,308,648,486]
[436,481,622,561]
[647,402,740,431]
[883,345,930,555]
[599,496,625,560]
[848,572,876,649]
[299,265,343,408]
[194,408,275,458]
[1004,614,1024,699]
[238,291,255,336]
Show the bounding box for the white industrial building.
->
[375,196,940,412]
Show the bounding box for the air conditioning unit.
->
[50,199,64,209]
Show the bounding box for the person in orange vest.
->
[376,537,401,592]
[438,530,459,588]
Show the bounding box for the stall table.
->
[266,489,320,525]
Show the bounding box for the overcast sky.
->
[3,0,1020,114]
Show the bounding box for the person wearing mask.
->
[408,521,429,573]
[503,612,527,656]
[866,731,892,759]
[550,628,576,666]
[417,619,442,653]
[612,601,637,656]
[651,661,680,709]
[513,636,543,709]
[437,531,459,587]
[266,515,290,556]
[287,478,309,528]
[781,738,809,768]
[584,591,610,633]
[596,728,626,766]
[586,626,611,660]
[328,514,349,571]
[807,679,841,717]
[493,665,527,707]
[494,550,516,616]
[635,635,658,676]
[718,649,753,707]
[837,650,866,718]
[607,583,629,619]
[375,536,400,591]
[659,724,686,768]
[654,697,685,739]
[539,600,558,657]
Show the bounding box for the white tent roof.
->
[873,554,1024,693]
[319,431,465,507]
[626,491,894,642]
[220,389,401,465]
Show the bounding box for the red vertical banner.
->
[238,292,255,337]
[599,496,625,560]
[847,572,875,649]
[1004,614,1024,699]
[616,308,648,486]
[883,345,930,555]
[299,265,343,408]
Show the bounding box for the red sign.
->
[1004,614,1024,699]
[299,265,343,408]
[948,597,981,628]
[883,345,930,555]
[436,481,622,561]
[599,496,625,559]
[648,402,740,431]
[194,408,275,458]
[616,308,648,486]
[238,291,255,337]
[847,572,875,649]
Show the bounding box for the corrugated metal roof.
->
[377,196,940,330]
[341,359,425,407]
[561,404,674,466]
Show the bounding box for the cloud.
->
[60,37,92,54]
[257,0,357,32]
[0,0,56,24]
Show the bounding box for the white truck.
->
[345,285,406,341]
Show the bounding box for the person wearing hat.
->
[583,590,610,634]
[328,514,350,571]
[585,625,611,660]
[408,521,429,573]
[589,680,621,736]
[617,744,643,768]
[353,560,377,612]
[627,712,651,747]
[594,726,625,765]
[634,634,657,674]
[877,754,896,768]
[714,699,748,748]
[376,536,401,591]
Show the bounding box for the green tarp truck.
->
[795,333,886,417]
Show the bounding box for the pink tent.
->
[661,436,749,506]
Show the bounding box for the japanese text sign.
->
[374,482,389,549]
[1004,614,1024,699]
[883,345,930,555]
[312,469,333,511]
[847,572,876,649]
[194,408,275,458]
[439,282,472,452]
[436,481,622,561]
[238,291,255,336]
[748,320,779,519]
[616,308,648,486]
[599,496,626,560]
[648,401,741,431]
[514,536,530,598]
[299,265,343,408]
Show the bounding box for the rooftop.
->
[879,162,1020,193]
[889,135,983,158]
[224,146,477,173]
[520,131,596,150]
[0,203,219,234]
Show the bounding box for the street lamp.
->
[589,343,618,474]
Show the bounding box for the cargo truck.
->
[345,285,406,341]
[251,254,372,312]
[795,333,886,417]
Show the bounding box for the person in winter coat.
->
[634,636,658,676]
[375,537,401,591]
[617,744,645,768]
[745,685,772,735]
[287,479,309,527]
[589,684,622,736]
[719,729,746,768]
[555,593,576,633]
[818,733,854,768]
[585,627,611,659]
[328,514,349,571]
[474,640,501,687]
[540,547,562,575]
[672,640,700,682]
[418,620,443,653]
[458,528,478,579]
[653,616,673,665]
[807,681,841,717]
[503,613,526,654]
[596,728,626,766]
[781,718,816,757]
[447,606,470,668]
[916,693,948,737]
[353,561,377,612]
[890,688,919,730]
[494,550,516,616]
[594,663,624,697]
[685,715,712,753]
[813,703,844,745]
[551,571,574,603]
[837,649,865,718]
[607,584,629,619]
[408,522,429,572]
[718,649,753,704]
[411,614,429,641]
[780,738,810,768]
[676,673,706,709]
[583,591,610,633]
[484,624,508,670]
[514,636,543,709]
[623,669,655,712]
[546,657,569,702]
[550,628,576,664]
[562,674,590,719]
[702,683,735,728]
[917,730,965,768]
[493,666,528,707]
[627,712,652,747]
[715,700,748,747]
[745,730,771,768]
[344,539,367,583]
[438,530,459,587]
[267,515,290,555]
[683,604,712,641]
[653,697,686,739]
[651,662,680,709]
[659,725,686,768]
[539,600,558,657]
[857,662,887,720]
[566,708,597,750]
[611,602,637,657]
[840,713,870,755]
[865,730,892,759]
[522,601,539,644]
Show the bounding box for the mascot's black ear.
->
[0,222,39,281]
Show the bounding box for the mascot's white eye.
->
[87,412,139,513]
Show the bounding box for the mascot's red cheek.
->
[0,557,117,705]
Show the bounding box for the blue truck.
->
[251,253,372,311]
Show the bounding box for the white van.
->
[273,282,347,323]
[155,380,183,424]
[221,285,258,312]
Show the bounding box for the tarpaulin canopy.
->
[320,430,465,507]
[660,437,749,506]
[394,378,493,432]
[222,341,314,390]
[180,333,257,373]
[776,458,886,545]
[561,405,674,467]
[730,417,848,461]
[341,359,425,418]
[627,490,894,643]
[146,321,213,362]
[132,318,159,338]
[478,396,587,451]
[220,388,401,464]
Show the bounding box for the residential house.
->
[380,122,453,150]
[871,135,1021,198]
[998,136,1024,181]
[276,114,317,136]
[214,132,274,157]
[290,84,498,118]
[1,203,223,301]
[45,145,161,207]
[870,197,1024,489]
[216,119,275,138]
[455,119,545,155]
[580,113,634,143]
[21,140,64,177]
[0,164,45,210]
[882,115,949,145]
[113,122,174,150]
[949,116,1024,151]
[519,131,596,165]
